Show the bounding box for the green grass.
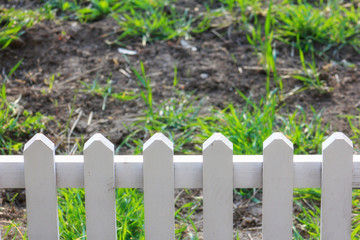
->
[53,61,345,239]
[292,189,360,239]
[2,0,360,239]
[58,187,202,239]
[57,188,145,239]
[246,1,282,94]
[0,7,54,48]
[80,73,138,111]
[0,62,51,154]
[274,2,360,53]
[42,0,209,45]
[292,38,331,93]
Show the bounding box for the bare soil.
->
[0,8,359,239]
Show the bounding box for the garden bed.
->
[1,0,360,239]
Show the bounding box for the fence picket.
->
[321,132,353,240]
[263,133,293,240]
[3,131,358,239]
[23,134,59,240]
[143,133,174,240]
[203,133,233,240]
[84,134,116,240]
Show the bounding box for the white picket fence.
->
[0,132,359,240]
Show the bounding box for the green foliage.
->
[56,187,203,239]
[1,221,27,239]
[0,8,54,48]
[292,39,331,93]
[81,74,139,111]
[112,1,194,44]
[0,83,50,154]
[2,1,360,239]
[292,189,360,239]
[195,91,327,155]
[43,0,206,44]
[58,188,145,239]
[117,63,203,154]
[342,110,360,150]
[274,3,360,52]
[0,60,51,153]
[246,1,282,94]
[119,62,327,157]
[43,0,120,21]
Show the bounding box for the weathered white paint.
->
[84,134,116,240]
[143,133,174,240]
[3,155,360,188]
[321,132,353,240]
[23,134,59,240]
[203,133,233,240]
[262,133,293,240]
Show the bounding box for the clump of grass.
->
[43,0,122,21]
[194,90,327,155]
[118,61,327,157]
[43,0,208,45]
[0,62,51,154]
[292,38,332,93]
[341,110,360,151]
[0,7,54,48]
[274,3,360,52]
[111,0,197,45]
[80,73,138,111]
[116,62,203,154]
[246,1,283,94]
[293,189,360,239]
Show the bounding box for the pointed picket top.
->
[263,132,293,150]
[143,133,173,151]
[203,132,233,239]
[24,133,54,152]
[321,132,353,240]
[203,132,233,151]
[84,133,116,239]
[84,133,114,151]
[143,132,174,239]
[24,133,58,239]
[262,132,294,240]
[322,132,352,151]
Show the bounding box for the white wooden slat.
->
[321,132,353,240]
[262,133,293,240]
[84,134,116,240]
[143,133,174,240]
[203,133,233,240]
[23,134,59,240]
[0,156,24,188]
[56,155,84,188]
[3,155,360,189]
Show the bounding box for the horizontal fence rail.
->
[0,132,357,240]
[2,155,360,189]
